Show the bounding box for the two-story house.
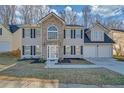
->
[20,12,114,62]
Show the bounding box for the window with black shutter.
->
[74,30,75,38]
[0,28,2,35]
[31,46,32,55]
[31,29,32,38]
[71,46,73,55]
[22,28,25,38]
[22,46,25,55]
[71,29,73,38]
[64,29,66,39]
[64,46,66,55]
[81,30,83,39]
[33,46,36,55]
[81,46,83,55]
[34,29,36,38]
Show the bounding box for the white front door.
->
[47,45,58,60]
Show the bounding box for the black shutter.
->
[34,29,36,38]
[74,46,76,55]
[0,28,2,35]
[22,46,25,55]
[31,46,32,55]
[31,29,32,38]
[81,46,83,55]
[71,46,73,55]
[64,29,66,39]
[71,30,73,38]
[34,46,36,55]
[64,46,66,55]
[22,28,25,38]
[74,30,75,38]
[81,30,83,39]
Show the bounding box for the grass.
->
[0,61,124,85]
[113,55,124,61]
[0,55,18,66]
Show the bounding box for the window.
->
[0,28,2,35]
[36,29,40,37]
[76,46,80,55]
[48,25,57,39]
[25,29,31,38]
[36,45,40,55]
[93,31,104,41]
[24,46,30,55]
[66,46,71,55]
[75,29,81,38]
[65,29,71,39]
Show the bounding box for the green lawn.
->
[0,61,124,85]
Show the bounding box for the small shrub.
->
[0,49,21,58]
[39,58,46,63]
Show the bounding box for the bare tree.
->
[0,5,17,25]
[60,7,77,25]
[113,44,122,56]
[82,5,91,28]
[18,5,51,24]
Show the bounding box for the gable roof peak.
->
[38,12,65,24]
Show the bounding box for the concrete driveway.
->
[86,58,124,75]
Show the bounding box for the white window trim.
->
[47,25,58,40]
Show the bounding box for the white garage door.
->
[0,42,11,52]
[84,45,97,57]
[98,45,112,57]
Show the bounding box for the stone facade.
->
[41,15,65,59]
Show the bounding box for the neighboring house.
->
[20,12,114,62]
[109,29,124,55]
[0,24,20,52]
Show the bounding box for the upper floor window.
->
[65,29,71,39]
[92,31,104,41]
[64,29,83,39]
[22,28,40,38]
[75,29,81,38]
[48,25,58,39]
[0,28,2,35]
[35,29,40,37]
[25,29,31,38]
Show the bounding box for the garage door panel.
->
[0,42,11,52]
[84,45,97,58]
[98,45,112,57]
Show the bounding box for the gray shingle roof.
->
[8,25,20,33]
[84,33,114,43]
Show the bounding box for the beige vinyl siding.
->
[0,25,13,51]
[91,25,104,41]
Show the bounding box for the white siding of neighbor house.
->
[84,44,112,58]
[91,25,104,41]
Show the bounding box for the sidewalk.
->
[0,63,17,72]
[45,64,102,68]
